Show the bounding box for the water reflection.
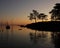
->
[29,30,51,46]
[29,30,38,44]
[0,29,9,47]
[51,32,60,48]
[0,26,60,48]
[29,31,60,48]
[0,28,14,48]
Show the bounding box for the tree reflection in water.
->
[29,30,47,44]
[29,30,38,44]
[51,32,60,48]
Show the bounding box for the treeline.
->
[24,3,60,31]
[28,3,60,23]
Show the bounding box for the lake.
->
[0,26,60,48]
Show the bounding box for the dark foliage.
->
[25,21,60,32]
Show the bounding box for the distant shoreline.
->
[20,21,60,32]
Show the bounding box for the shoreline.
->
[22,21,60,32]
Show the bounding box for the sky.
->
[0,0,60,25]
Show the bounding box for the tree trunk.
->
[35,18,36,23]
[42,19,43,22]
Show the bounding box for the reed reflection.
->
[0,26,14,47]
[0,29,9,47]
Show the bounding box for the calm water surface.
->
[0,26,60,48]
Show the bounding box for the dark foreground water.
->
[0,26,60,48]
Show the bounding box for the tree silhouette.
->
[37,13,47,22]
[28,13,34,20]
[49,3,60,21]
[32,10,39,23]
[28,10,39,23]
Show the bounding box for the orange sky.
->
[0,0,60,25]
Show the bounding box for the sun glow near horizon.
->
[0,0,60,25]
